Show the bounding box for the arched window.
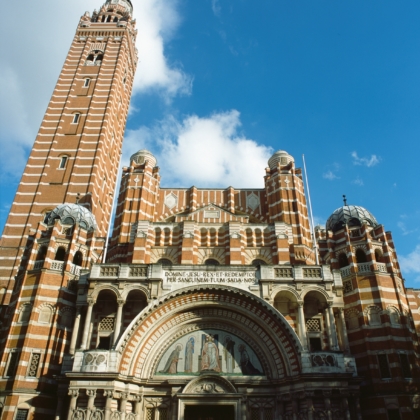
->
[73,251,83,267]
[39,306,53,323]
[157,258,172,266]
[375,249,384,263]
[252,259,267,267]
[59,156,68,169]
[388,307,400,325]
[19,304,31,323]
[114,17,118,22]
[338,253,348,268]
[36,246,47,261]
[107,15,112,22]
[355,249,367,263]
[101,15,106,22]
[72,113,80,124]
[367,306,381,326]
[96,54,103,64]
[347,312,359,330]
[55,247,66,262]
[204,259,220,266]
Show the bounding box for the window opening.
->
[84,78,90,87]
[388,410,401,420]
[72,113,80,124]
[6,352,19,377]
[19,305,31,323]
[97,336,112,350]
[399,353,412,378]
[355,249,367,263]
[338,253,348,268]
[16,409,29,420]
[377,354,391,379]
[59,156,68,169]
[157,259,172,266]
[73,251,83,267]
[55,247,66,262]
[204,259,220,266]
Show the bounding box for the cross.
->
[134,176,139,187]
[343,195,348,206]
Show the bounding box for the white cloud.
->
[123,110,272,188]
[323,171,339,181]
[352,177,364,186]
[133,0,193,99]
[0,0,191,179]
[351,151,380,167]
[212,0,222,17]
[399,245,420,282]
[397,221,418,236]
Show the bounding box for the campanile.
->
[0,0,138,302]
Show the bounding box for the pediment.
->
[174,203,248,223]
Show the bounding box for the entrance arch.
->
[180,375,239,420]
[116,285,302,380]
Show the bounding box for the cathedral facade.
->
[0,2,419,420]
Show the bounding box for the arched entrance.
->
[180,375,239,420]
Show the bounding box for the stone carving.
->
[193,382,225,394]
[82,352,108,372]
[164,193,178,210]
[311,354,337,367]
[72,409,86,420]
[90,410,104,420]
[247,193,260,211]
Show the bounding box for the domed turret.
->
[268,150,294,170]
[47,204,97,232]
[326,205,378,232]
[106,0,133,14]
[130,150,157,168]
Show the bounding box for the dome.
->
[268,150,294,170]
[130,149,157,168]
[326,205,378,232]
[47,204,97,232]
[106,0,133,13]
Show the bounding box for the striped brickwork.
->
[107,150,315,266]
[317,221,420,418]
[0,4,137,305]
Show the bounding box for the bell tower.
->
[0,0,138,303]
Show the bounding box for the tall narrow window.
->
[16,409,29,420]
[84,78,90,87]
[72,113,80,124]
[399,353,412,378]
[59,156,68,169]
[377,354,391,379]
[6,352,19,377]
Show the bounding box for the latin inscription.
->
[165,271,256,284]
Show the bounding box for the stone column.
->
[87,389,97,419]
[297,302,308,350]
[324,308,332,350]
[342,397,351,420]
[338,308,350,352]
[120,393,128,420]
[276,396,284,420]
[113,299,125,345]
[133,396,142,420]
[327,303,339,351]
[306,393,314,420]
[324,392,332,420]
[241,396,247,420]
[69,307,82,354]
[80,299,95,350]
[67,390,79,420]
[104,391,114,420]
[292,398,298,420]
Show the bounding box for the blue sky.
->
[1,0,419,286]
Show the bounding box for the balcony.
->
[33,260,44,270]
[301,351,357,376]
[50,260,64,272]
